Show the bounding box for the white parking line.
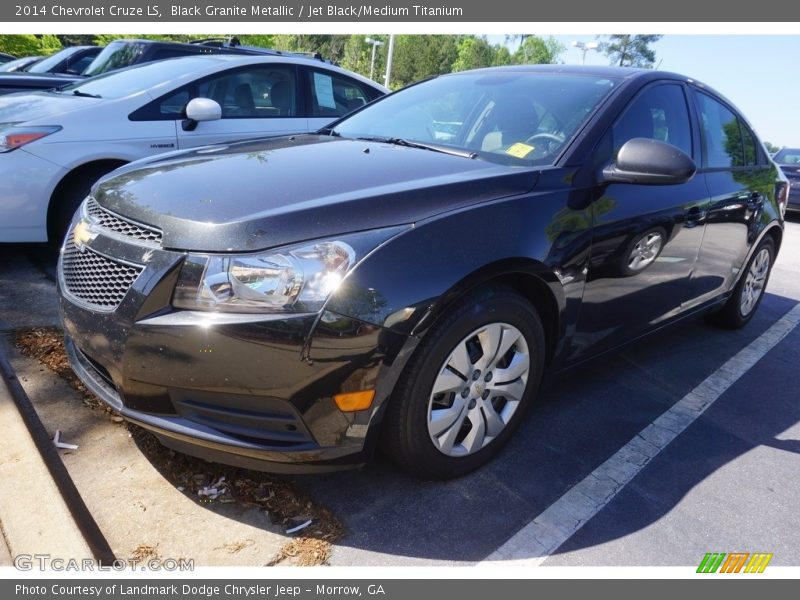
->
[482,302,800,566]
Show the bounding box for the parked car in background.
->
[772,147,800,214]
[26,45,103,75]
[57,66,785,479]
[0,52,15,64]
[0,56,43,72]
[0,53,386,243]
[0,46,104,95]
[0,38,312,96]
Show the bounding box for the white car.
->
[0,54,387,242]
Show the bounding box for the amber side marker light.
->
[334,390,376,412]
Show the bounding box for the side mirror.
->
[602,138,696,185]
[182,97,221,132]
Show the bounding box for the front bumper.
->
[0,148,67,242]
[58,222,410,473]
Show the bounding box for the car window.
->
[82,41,147,77]
[695,91,751,168]
[25,48,73,73]
[773,148,800,164]
[308,70,373,118]
[195,66,297,118]
[66,54,96,75]
[739,121,759,167]
[612,83,692,157]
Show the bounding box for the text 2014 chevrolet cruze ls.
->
[58,66,787,479]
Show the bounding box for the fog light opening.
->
[334,389,376,412]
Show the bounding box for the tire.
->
[48,165,117,247]
[382,286,545,479]
[709,237,775,329]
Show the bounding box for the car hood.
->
[0,89,94,123]
[93,135,540,252]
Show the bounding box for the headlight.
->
[173,240,357,313]
[0,125,61,152]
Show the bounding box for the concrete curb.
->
[0,348,93,565]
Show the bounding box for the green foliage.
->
[763,141,779,154]
[0,34,62,57]
[389,35,460,89]
[600,35,662,68]
[452,37,495,72]
[1,33,568,89]
[513,36,565,65]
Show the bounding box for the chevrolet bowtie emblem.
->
[72,219,97,252]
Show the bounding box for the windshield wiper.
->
[70,90,101,98]
[356,136,476,159]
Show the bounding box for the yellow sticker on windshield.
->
[506,143,535,158]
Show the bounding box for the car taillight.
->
[776,180,789,218]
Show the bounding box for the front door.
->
[572,82,709,358]
[175,64,309,149]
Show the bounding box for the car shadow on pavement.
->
[284,292,800,565]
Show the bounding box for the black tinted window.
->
[740,122,759,167]
[696,92,746,168]
[774,148,800,164]
[613,84,692,157]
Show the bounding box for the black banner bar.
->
[3,0,800,22]
[2,579,796,600]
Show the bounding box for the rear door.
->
[305,68,382,131]
[572,81,709,357]
[687,89,775,307]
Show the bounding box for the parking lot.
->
[1,218,799,568]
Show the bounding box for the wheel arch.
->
[46,158,128,241]
[411,258,564,367]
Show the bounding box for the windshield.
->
[333,71,618,166]
[0,57,40,72]
[82,41,146,77]
[59,56,213,100]
[26,48,76,73]
[773,148,800,165]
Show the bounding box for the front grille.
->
[62,238,143,310]
[85,197,162,245]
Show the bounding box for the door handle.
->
[685,206,705,226]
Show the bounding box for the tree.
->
[763,141,779,155]
[389,35,460,89]
[0,35,61,57]
[493,45,512,66]
[452,37,495,72]
[512,36,564,65]
[600,35,662,68]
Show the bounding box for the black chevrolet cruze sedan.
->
[58,66,788,479]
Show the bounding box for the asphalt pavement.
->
[0,219,798,568]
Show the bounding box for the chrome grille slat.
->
[85,197,162,245]
[61,237,143,310]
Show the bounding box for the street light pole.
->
[384,34,395,89]
[572,40,599,64]
[364,37,384,81]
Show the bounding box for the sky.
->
[487,35,800,148]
